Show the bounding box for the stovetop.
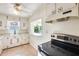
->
[38,33,79,56]
[38,41,79,56]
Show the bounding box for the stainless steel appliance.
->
[38,33,79,56]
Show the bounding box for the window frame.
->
[30,19,42,36]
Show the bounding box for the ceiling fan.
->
[14,3,22,12]
[13,3,32,15]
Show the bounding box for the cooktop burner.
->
[38,41,78,56]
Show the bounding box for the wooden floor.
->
[1,44,38,56]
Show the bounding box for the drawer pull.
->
[63,10,72,14]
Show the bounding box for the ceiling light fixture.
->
[13,3,23,15]
[14,3,22,11]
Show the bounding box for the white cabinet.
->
[2,35,9,49]
[0,41,2,54]
[0,15,6,30]
[46,3,79,22]
[20,18,28,30]
[6,34,29,48]
[56,3,77,13]
[7,35,21,48]
[0,38,3,54]
[20,34,29,44]
[46,3,56,16]
[56,3,78,17]
[7,36,18,48]
[1,35,19,48]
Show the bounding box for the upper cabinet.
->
[0,15,6,30]
[56,3,78,17]
[20,18,28,30]
[46,3,79,23]
[46,3,56,17]
[56,3,76,13]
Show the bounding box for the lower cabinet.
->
[2,35,9,49]
[7,34,29,48]
[0,40,3,54]
[7,36,17,48]
[20,34,29,44]
[1,34,29,49]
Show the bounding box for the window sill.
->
[31,33,42,37]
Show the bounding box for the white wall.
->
[29,4,79,49]
[50,18,79,36]
[29,4,54,49]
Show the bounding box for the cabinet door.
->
[0,40,3,54]
[8,36,18,48]
[2,35,9,49]
[56,3,76,13]
[46,3,56,16]
[20,18,28,30]
[16,36,22,46]
[0,15,6,30]
[20,34,29,44]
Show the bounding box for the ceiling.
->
[0,3,41,17]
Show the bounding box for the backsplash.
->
[50,17,79,36]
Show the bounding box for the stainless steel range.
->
[38,33,79,56]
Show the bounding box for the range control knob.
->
[51,35,55,37]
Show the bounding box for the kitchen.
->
[0,3,79,56]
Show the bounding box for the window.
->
[7,21,20,35]
[31,19,42,36]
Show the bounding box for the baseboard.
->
[2,43,30,51]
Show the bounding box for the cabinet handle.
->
[63,10,72,14]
